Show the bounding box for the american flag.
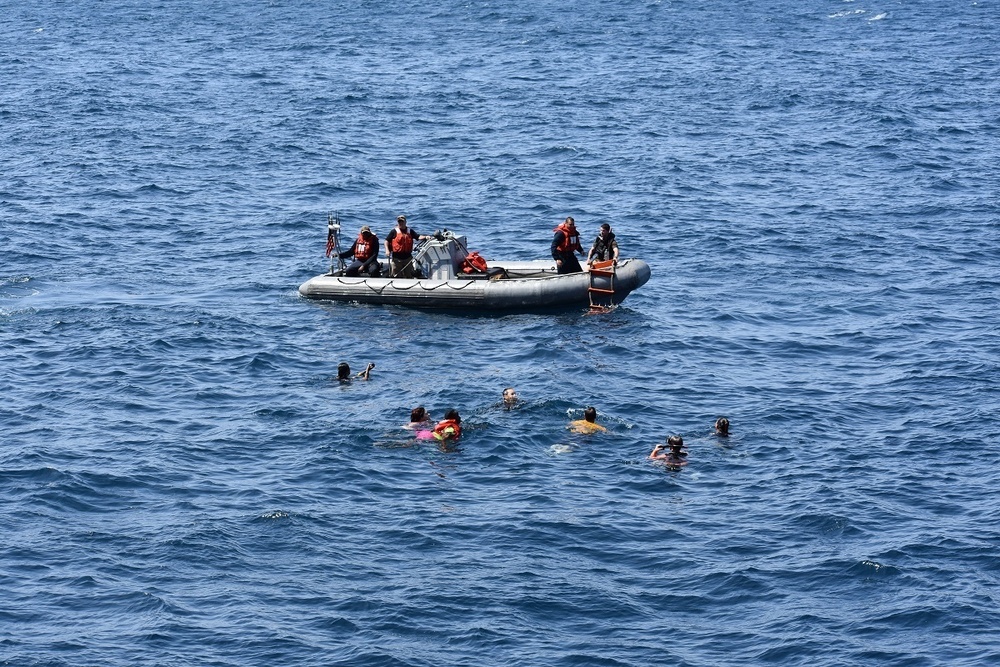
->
[324,228,335,257]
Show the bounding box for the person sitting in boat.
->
[567,406,607,434]
[338,225,380,277]
[714,417,730,437]
[649,435,687,467]
[404,406,430,430]
[385,215,431,278]
[586,223,619,267]
[432,409,462,441]
[551,216,584,274]
[337,361,375,382]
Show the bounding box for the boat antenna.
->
[326,211,345,274]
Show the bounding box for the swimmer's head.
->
[502,387,518,404]
[715,417,730,436]
[337,362,350,380]
[410,406,427,423]
[584,406,597,423]
[444,409,461,423]
[667,435,684,449]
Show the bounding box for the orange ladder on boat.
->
[588,260,616,313]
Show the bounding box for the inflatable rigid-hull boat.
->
[298,258,651,311]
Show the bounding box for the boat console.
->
[412,230,471,280]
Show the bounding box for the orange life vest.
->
[389,228,414,254]
[432,419,462,441]
[354,234,376,261]
[553,223,581,253]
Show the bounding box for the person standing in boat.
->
[586,223,619,267]
[385,215,431,278]
[339,225,380,277]
[551,216,584,274]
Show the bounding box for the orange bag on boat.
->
[460,252,488,274]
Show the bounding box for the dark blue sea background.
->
[3,1,999,665]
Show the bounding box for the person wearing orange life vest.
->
[384,215,431,278]
[338,226,380,276]
[551,216,584,274]
[432,409,462,441]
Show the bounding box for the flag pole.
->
[326,212,345,274]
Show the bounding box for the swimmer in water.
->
[338,361,375,382]
[714,417,730,437]
[567,406,608,434]
[431,409,462,442]
[404,406,430,429]
[502,387,519,409]
[649,435,687,467]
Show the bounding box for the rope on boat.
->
[352,278,477,294]
[390,279,477,291]
[361,280,387,295]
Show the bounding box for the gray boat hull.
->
[298,259,651,311]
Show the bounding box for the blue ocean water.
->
[3,0,999,664]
